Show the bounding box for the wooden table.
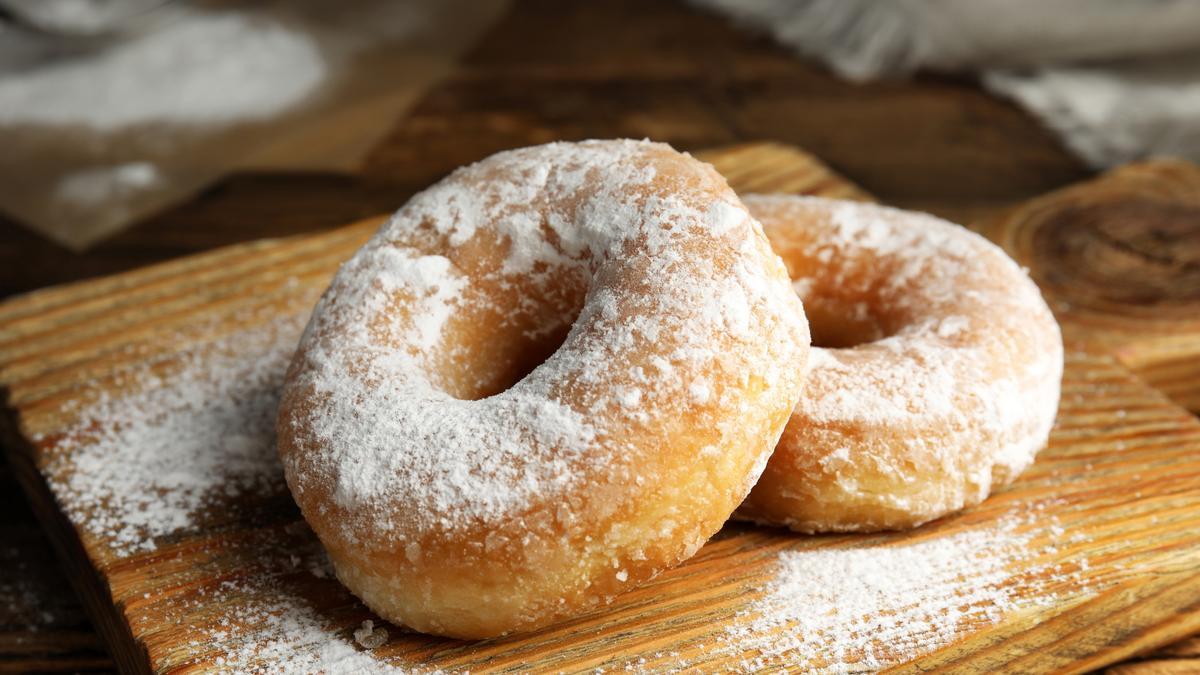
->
[0,1,1193,672]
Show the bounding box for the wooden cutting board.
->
[973,159,1200,415]
[2,143,1199,674]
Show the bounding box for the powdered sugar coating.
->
[278,140,809,637]
[738,195,1063,532]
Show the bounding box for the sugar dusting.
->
[741,195,1065,531]
[40,309,309,554]
[36,302,432,671]
[751,194,1062,438]
[105,538,408,674]
[200,571,413,674]
[716,509,1087,672]
[31,302,1088,671]
[282,139,810,552]
[27,178,1079,670]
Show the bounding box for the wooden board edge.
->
[10,353,1200,674]
[0,141,866,328]
[3,142,1198,673]
[1,408,151,675]
[0,218,376,330]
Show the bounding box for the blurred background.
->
[4,0,1200,296]
[2,0,1199,671]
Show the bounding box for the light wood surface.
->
[2,1,1194,670]
[974,160,1200,415]
[2,143,1200,672]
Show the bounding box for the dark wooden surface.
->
[0,0,1191,672]
[0,459,112,672]
[0,0,1089,301]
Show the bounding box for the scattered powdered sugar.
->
[40,309,309,554]
[18,179,1090,671]
[29,297,429,671]
[198,570,414,674]
[25,294,1085,672]
[714,510,1088,672]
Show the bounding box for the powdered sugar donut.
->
[737,195,1062,533]
[277,141,810,638]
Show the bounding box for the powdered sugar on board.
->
[199,566,411,674]
[26,298,1093,672]
[29,301,431,671]
[712,507,1090,672]
[120,523,425,674]
[39,307,311,555]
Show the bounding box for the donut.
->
[737,195,1062,533]
[277,140,810,638]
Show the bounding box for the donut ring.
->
[737,195,1062,533]
[277,141,810,638]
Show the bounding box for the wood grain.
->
[0,1,1177,669]
[1103,631,1200,673]
[974,160,1200,414]
[2,143,1199,673]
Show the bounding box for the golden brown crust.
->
[738,195,1062,533]
[277,141,809,637]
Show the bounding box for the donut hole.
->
[806,302,888,348]
[477,322,576,399]
[435,312,581,401]
[434,268,588,401]
[799,290,897,349]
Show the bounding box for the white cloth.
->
[692,0,1200,168]
[986,56,1200,168]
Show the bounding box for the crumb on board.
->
[354,619,389,650]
